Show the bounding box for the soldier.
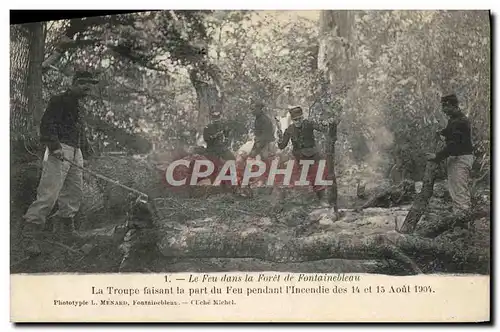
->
[198,109,238,191]
[248,100,275,160]
[203,109,235,162]
[277,106,333,206]
[426,93,475,217]
[274,84,298,134]
[19,70,99,256]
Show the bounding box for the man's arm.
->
[277,128,291,150]
[433,120,467,162]
[438,122,452,138]
[39,97,62,152]
[202,125,213,143]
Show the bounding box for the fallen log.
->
[399,162,438,233]
[415,205,491,238]
[151,224,487,275]
[356,179,416,211]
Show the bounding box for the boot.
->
[52,217,81,243]
[43,216,54,233]
[18,221,45,257]
[61,217,82,239]
[315,190,330,207]
[52,216,65,234]
[62,217,76,233]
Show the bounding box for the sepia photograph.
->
[8,9,491,322]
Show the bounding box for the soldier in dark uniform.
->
[203,110,235,162]
[195,110,237,191]
[19,70,98,256]
[277,106,333,206]
[249,100,275,160]
[426,93,475,216]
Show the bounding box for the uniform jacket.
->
[40,90,90,154]
[435,112,474,162]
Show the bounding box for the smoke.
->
[339,85,395,185]
[364,124,394,181]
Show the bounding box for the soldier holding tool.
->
[203,109,235,162]
[198,109,241,192]
[277,106,334,207]
[19,70,99,256]
[425,93,475,217]
[248,100,275,160]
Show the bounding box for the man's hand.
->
[51,149,64,160]
[274,117,283,138]
[425,152,437,162]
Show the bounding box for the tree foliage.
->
[11,10,490,179]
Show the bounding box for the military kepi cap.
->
[73,70,99,85]
[288,105,303,119]
[441,93,458,107]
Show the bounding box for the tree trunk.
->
[26,22,45,137]
[189,68,224,138]
[318,10,356,212]
[327,125,338,212]
[10,23,46,207]
[399,162,438,233]
[318,11,356,87]
[153,224,487,275]
[10,24,31,141]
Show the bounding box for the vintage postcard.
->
[9,9,491,322]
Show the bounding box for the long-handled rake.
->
[62,156,148,203]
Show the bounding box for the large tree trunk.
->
[318,11,356,212]
[326,125,338,212]
[10,22,45,143]
[10,23,46,219]
[25,216,487,274]
[26,22,45,137]
[318,11,356,87]
[189,68,224,139]
[147,224,487,275]
[10,25,31,142]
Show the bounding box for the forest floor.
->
[10,175,491,276]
